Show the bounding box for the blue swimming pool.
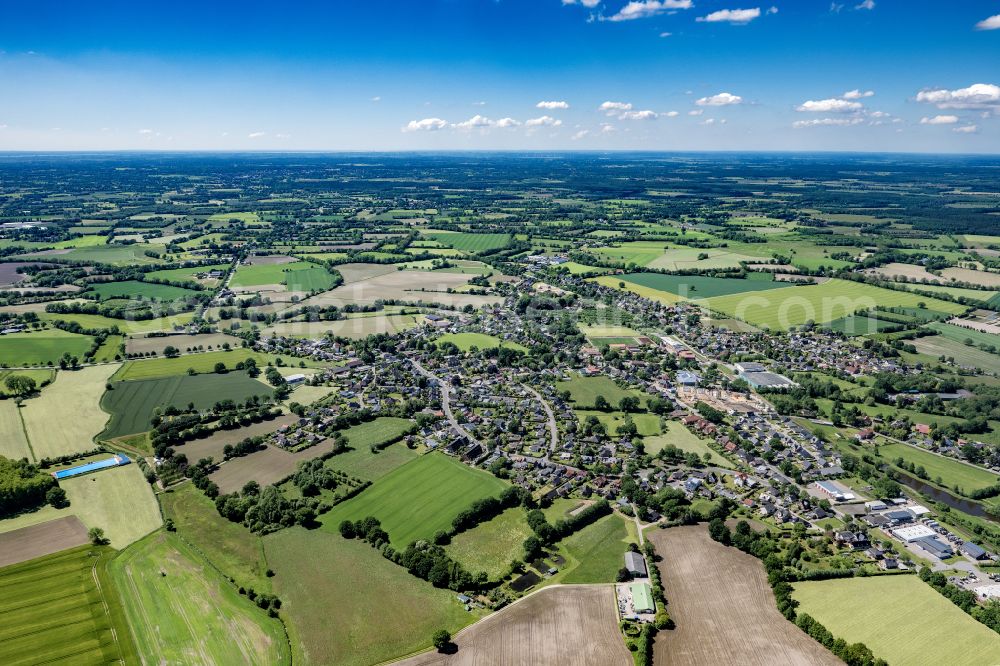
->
[52,455,131,480]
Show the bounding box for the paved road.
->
[521,382,559,454]
[410,358,484,448]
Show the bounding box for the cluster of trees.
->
[340,516,482,590]
[215,481,320,533]
[522,500,612,560]
[0,456,60,515]
[148,396,281,453]
[444,486,531,541]
[290,459,339,497]
[45,298,202,321]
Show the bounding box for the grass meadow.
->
[88,280,198,301]
[425,232,511,253]
[112,348,278,381]
[559,374,647,409]
[0,329,93,366]
[793,576,1000,665]
[320,452,509,548]
[60,464,162,548]
[877,443,999,493]
[436,332,528,352]
[110,531,289,666]
[445,507,533,580]
[558,513,634,584]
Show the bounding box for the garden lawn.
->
[320,452,508,548]
[0,329,93,366]
[110,531,288,666]
[878,443,999,493]
[445,507,533,580]
[793,576,1000,666]
[437,332,528,353]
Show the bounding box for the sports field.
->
[0,545,138,666]
[21,365,119,459]
[101,371,273,439]
[878,443,999,493]
[110,531,289,666]
[445,508,533,580]
[437,332,528,352]
[88,280,198,301]
[425,232,511,253]
[0,329,93,366]
[266,527,477,666]
[793,576,1000,666]
[112,348,274,381]
[320,452,509,547]
[699,279,965,330]
[60,463,162,548]
[559,374,646,409]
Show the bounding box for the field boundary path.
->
[410,359,483,449]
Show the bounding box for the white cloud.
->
[976,14,1000,30]
[247,131,266,138]
[495,117,521,128]
[920,115,959,125]
[275,133,291,139]
[916,83,1000,110]
[696,92,743,106]
[767,6,778,14]
[138,128,153,135]
[954,125,979,133]
[620,110,658,120]
[792,117,864,128]
[855,0,875,9]
[0,124,8,129]
[525,115,562,127]
[571,129,591,140]
[600,101,633,114]
[473,101,487,106]
[454,114,494,129]
[842,89,874,99]
[371,96,381,102]
[665,111,680,117]
[697,8,762,24]
[536,100,569,109]
[830,2,844,12]
[688,109,704,116]
[796,98,863,113]
[660,31,673,37]
[563,0,601,6]
[607,0,693,22]
[402,118,448,132]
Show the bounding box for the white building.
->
[892,524,937,543]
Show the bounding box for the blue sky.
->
[1,0,999,152]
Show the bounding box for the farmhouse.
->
[630,583,655,614]
[814,480,855,502]
[624,551,648,578]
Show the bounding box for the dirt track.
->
[0,515,90,567]
[396,585,630,666]
[648,525,841,666]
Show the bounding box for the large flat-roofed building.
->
[624,551,648,578]
[741,370,797,389]
[892,524,937,542]
[814,480,855,502]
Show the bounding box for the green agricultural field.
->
[231,261,319,288]
[324,418,417,481]
[100,371,274,439]
[0,329,93,366]
[110,531,289,666]
[436,332,528,353]
[207,211,260,224]
[0,400,31,460]
[558,261,613,276]
[0,545,138,666]
[913,335,1000,373]
[425,232,511,253]
[88,280,198,301]
[445,507,533,580]
[576,410,661,437]
[146,263,230,285]
[0,368,54,395]
[644,422,718,462]
[283,265,338,291]
[265,528,477,666]
[823,314,902,336]
[700,279,965,330]
[900,283,998,302]
[161,484,272,592]
[590,274,684,305]
[878,443,999,493]
[617,272,787,299]
[59,463,162,548]
[21,244,168,266]
[928,321,1000,349]
[36,311,197,335]
[320,452,508,548]
[559,374,647,409]
[793,576,1000,666]
[557,513,635,584]
[113,348,274,381]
